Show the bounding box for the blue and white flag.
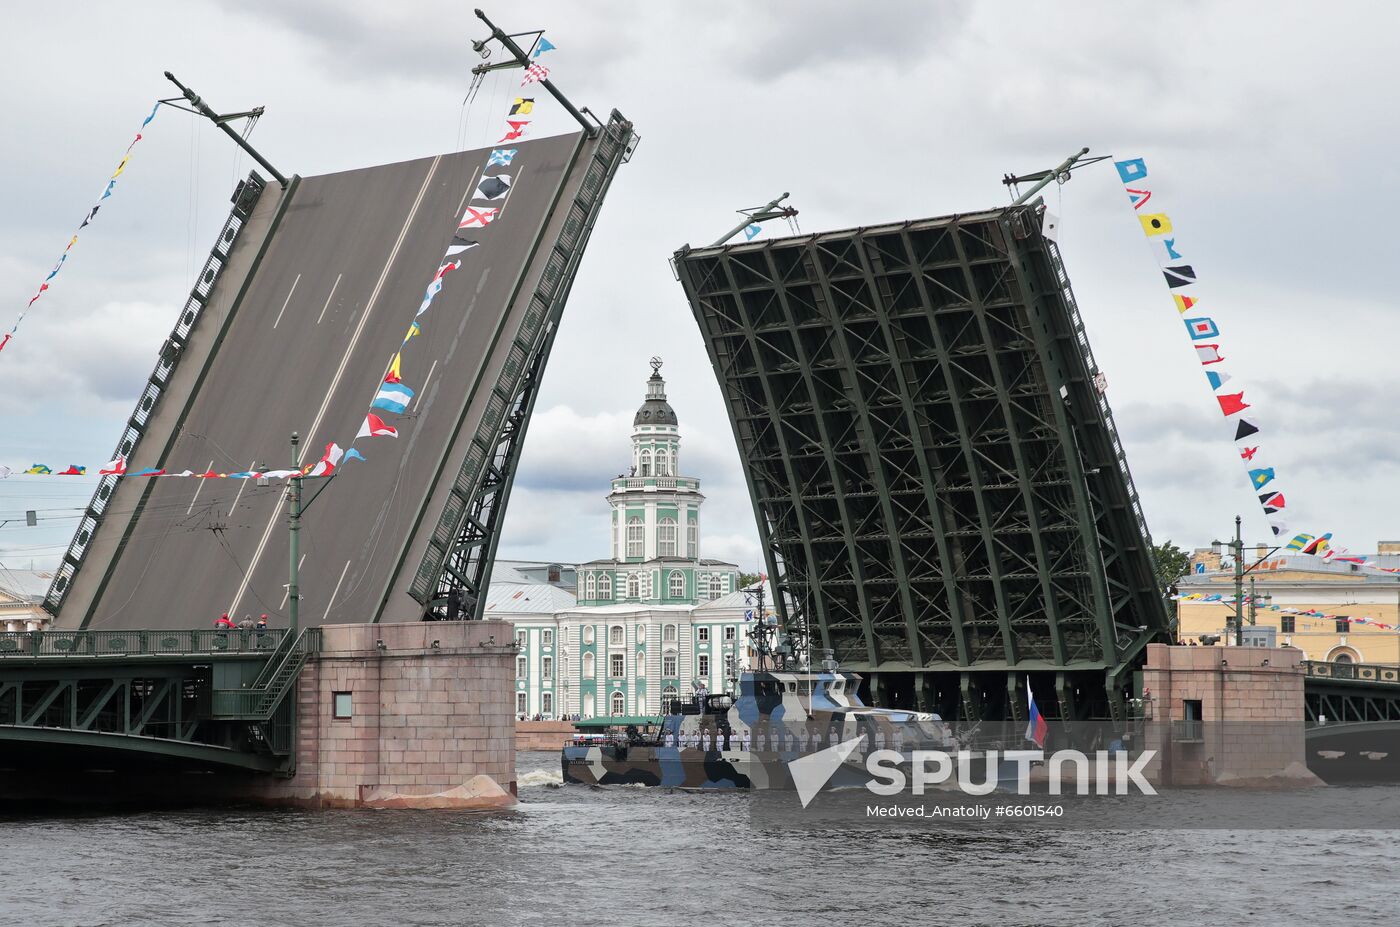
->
[744,224,761,241]
[533,37,556,58]
[488,148,517,167]
[371,382,415,415]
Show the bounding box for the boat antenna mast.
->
[745,575,806,672]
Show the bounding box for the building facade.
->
[1176,551,1400,664]
[493,360,756,719]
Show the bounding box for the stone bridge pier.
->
[240,620,518,809]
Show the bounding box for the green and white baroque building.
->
[493,360,750,719]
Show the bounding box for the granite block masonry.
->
[1139,643,1321,788]
[244,620,518,809]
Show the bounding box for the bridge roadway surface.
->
[61,131,588,631]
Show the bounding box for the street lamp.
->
[1212,515,1284,647]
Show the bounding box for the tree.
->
[1153,540,1187,590]
[738,572,762,590]
[1153,540,1191,590]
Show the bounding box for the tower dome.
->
[633,356,678,427]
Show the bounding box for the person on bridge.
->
[214,613,234,630]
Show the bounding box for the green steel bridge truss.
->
[675,203,1170,722]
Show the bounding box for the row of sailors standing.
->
[664,726,908,753]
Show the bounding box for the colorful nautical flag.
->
[344,449,367,464]
[475,175,512,201]
[744,224,761,241]
[445,235,479,258]
[1234,419,1260,441]
[99,456,127,475]
[1286,533,1314,551]
[57,465,86,476]
[459,206,499,229]
[130,467,165,477]
[521,63,550,85]
[1302,533,1332,555]
[1195,344,1224,365]
[308,442,343,477]
[24,464,51,475]
[357,413,398,439]
[509,97,534,116]
[1239,446,1258,461]
[1185,317,1219,340]
[1205,369,1232,391]
[487,148,517,167]
[1217,392,1250,416]
[1139,214,1172,236]
[499,120,530,142]
[532,37,556,58]
[371,382,414,415]
[1249,467,1275,489]
[1258,491,1286,514]
[1162,264,1197,288]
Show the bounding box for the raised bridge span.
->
[47,115,634,632]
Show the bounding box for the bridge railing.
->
[0,628,288,659]
[1302,660,1400,685]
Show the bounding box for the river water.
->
[1,752,1395,926]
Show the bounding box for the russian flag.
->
[1025,679,1047,748]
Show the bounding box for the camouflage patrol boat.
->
[561,665,955,789]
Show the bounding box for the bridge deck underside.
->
[58,132,593,631]
[677,207,1167,687]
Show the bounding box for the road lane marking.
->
[316,273,343,324]
[186,460,214,515]
[415,359,439,411]
[272,274,301,329]
[322,559,353,622]
[455,165,483,217]
[280,554,307,609]
[228,156,444,617]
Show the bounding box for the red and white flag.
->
[99,455,127,475]
[357,413,398,439]
[459,206,499,229]
[498,119,530,142]
[308,442,344,476]
[521,63,549,85]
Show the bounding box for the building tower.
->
[575,358,738,605]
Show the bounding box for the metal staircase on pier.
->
[212,627,320,722]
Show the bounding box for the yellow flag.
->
[510,97,534,116]
[386,352,402,382]
[1138,213,1172,236]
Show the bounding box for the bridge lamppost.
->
[1212,515,1284,647]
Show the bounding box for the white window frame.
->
[610,653,625,678]
[663,654,677,677]
[583,652,595,679]
[610,625,624,646]
[724,626,736,641]
[697,626,710,642]
[687,522,698,558]
[658,518,677,557]
[516,692,527,715]
[585,573,597,599]
[697,654,710,677]
[627,573,640,598]
[663,624,677,643]
[668,571,685,599]
[541,692,553,718]
[542,656,553,679]
[516,655,527,678]
[542,629,554,647]
[598,573,612,600]
[611,691,626,716]
[627,517,644,558]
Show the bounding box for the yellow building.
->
[1175,554,1400,665]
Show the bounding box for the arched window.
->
[610,625,625,646]
[658,448,670,476]
[583,625,595,645]
[583,652,595,678]
[658,518,677,557]
[636,651,645,677]
[598,573,612,600]
[611,691,626,716]
[687,521,698,558]
[668,571,685,599]
[663,624,677,643]
[627,517,644,558]
[708,575,723,600]
[627,573,640,598]
[663,684,678,699]
[585,573,597,600]
[640,449,652,476]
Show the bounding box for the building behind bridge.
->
[488,363,754,720]
[1176,549,1400,663]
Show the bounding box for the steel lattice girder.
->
[674,204,1168,689]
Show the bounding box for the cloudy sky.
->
[2,1,1397,579]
